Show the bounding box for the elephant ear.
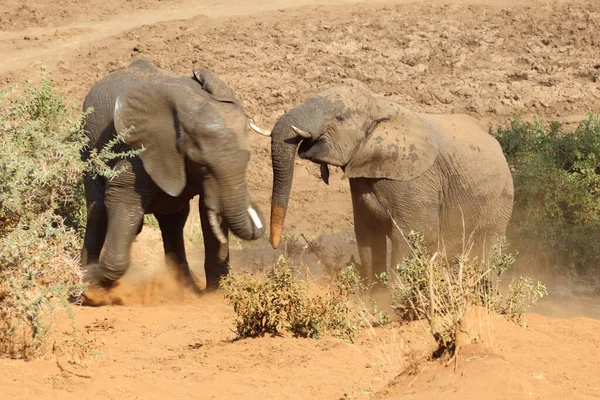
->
[113,83,186,197]
[344,109,438,181]
[192,68,237,103]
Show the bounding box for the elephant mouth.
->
[297,139,311,158]
[298,137,320,160]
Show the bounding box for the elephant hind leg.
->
[477,176,514,258]
[81,175,108,266]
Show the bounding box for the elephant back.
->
[82,59,180,159]
[418,113,513,216]
[418,113,507,169]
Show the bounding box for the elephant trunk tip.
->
[269,204,286,249]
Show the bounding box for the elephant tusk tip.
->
[208,210,228,244]
[248,206,263,230]
[250,122,271,137]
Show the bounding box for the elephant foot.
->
[178,274,203,296]
[204,282,220,293]
[78,264,121,306]
[80,281,124,307]
[205,274,231,292]
[166,263,203,296]
[204,260,229,292]
[368,279,388,294]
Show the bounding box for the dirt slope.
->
[378,314,600,400]
[1,0,600,399]
[6,0,596,242]
[2,295,599,400]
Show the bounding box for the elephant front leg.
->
[353,210,387,288]
[82,166,146,305]
[81,204,144,306]
[155,204,201,294]
[92,207,144,281]
[199,200,230,291]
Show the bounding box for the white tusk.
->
[248,206,263,230]
[208,210,227,244]
[250,122,271,137]
[291,125,312,139]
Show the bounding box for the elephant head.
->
[113,62,264,242]
[251,85,438,248]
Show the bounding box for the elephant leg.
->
[81,202,144,306]
[353,209,387,287]
[389,206,440,271]
[83,161,147,290]
[81,175,108,266]
[155,204,201,294]
[390,232,411,272]
[199,200,230,291]
[92,204,144,285]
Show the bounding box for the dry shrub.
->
[0,216,85,358]
[0,72,133,358]
[220,255,371,341]
[385,231,547,362]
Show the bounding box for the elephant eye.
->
[335,114,345,122]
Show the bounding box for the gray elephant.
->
[251,85,513,284]
[81,59,265,305]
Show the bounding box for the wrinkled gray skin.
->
[268,85,514,285]
[81,59,265,303]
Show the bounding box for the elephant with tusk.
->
[81,59,265,305]
[251,85,514,285]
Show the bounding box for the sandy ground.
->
[1,0,600,398]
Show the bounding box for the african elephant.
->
[80,59,265,304]
[251,85,513,284]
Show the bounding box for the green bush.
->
[496,114,600,279]
[0,72,130,358]
[385,232,546,360]
[220,256,369,341]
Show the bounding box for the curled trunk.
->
[209,170,264,242]
[220,181,264,241]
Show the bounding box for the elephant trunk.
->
[270,123,301,249]
[220,179,264,241]
[205,167,265,242]
[270,99,328,248]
